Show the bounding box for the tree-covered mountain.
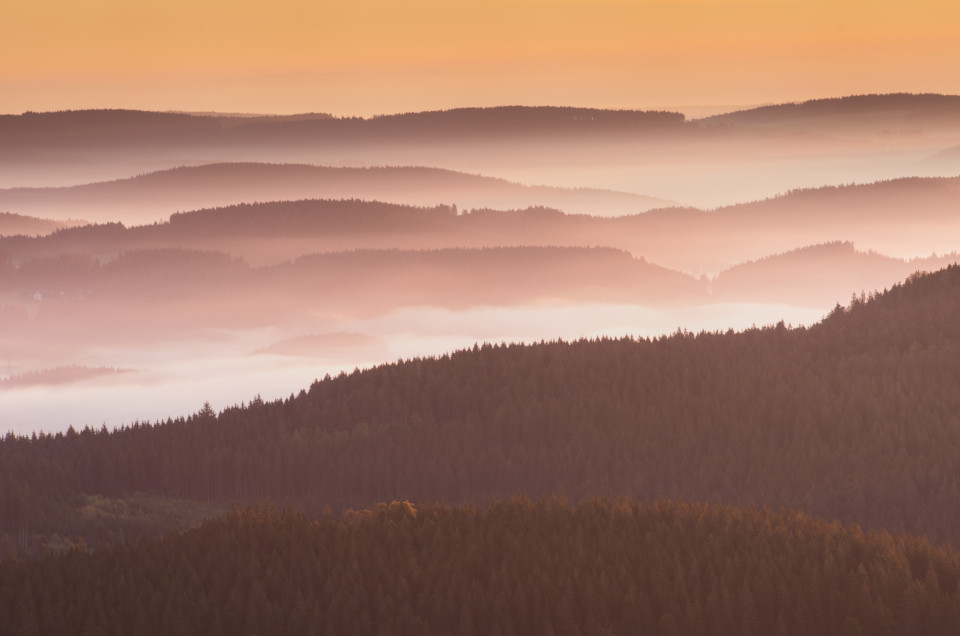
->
[3,499,960,636]
[2,265,960,555]
[699,93,960,130]
[0,106,684,147]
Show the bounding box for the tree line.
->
[3,498,959,636]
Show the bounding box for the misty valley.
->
[3,95,960,635]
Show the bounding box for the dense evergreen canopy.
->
[3,499,960,636]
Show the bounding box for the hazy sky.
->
[3,0,958,115]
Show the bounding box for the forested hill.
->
[4,499,960,636]
[2,265,960,554]
[699,93,960,126]
[0,107,685,150]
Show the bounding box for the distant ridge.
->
[170,111,334,121]
[0,163,673,222]
[366,105,685,132]
[2,173,957,273]
[0,365,134,388]
[0,105,686,145]
[713,241,960,306]
[0,211,78,237]
[718,174,960,208]
[1,244,703,309]
[3,97,956,206]
[698,92,960,125]
[0,245,706,346]
[0,106,691,190]
[251,332,386,358]
[923,144,960,170]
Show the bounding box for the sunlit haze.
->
[3,0,959,114]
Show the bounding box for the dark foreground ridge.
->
[3,499,959,636]
[2,265,960,554]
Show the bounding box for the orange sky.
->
[2,0,958,115]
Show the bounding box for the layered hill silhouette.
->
[700,93,960,133]
[0,106,685,145]
[0,106,685,182]
[3,265,960,555]
[4,175,957,272]
[0,246,703,348]
[8,97,959,162]
[0,163,671,223]
[251,332,388,359]
[713,241,960,306]
[0,365,134,389]
[9,219,953,358]
[6,96,960,206]
[924,143,960,172]
[0,212,75,238]
[3,500,959,636]
[0,106,682,148]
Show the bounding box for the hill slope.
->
[0,163,672,223]
[4,97,958,207]
[0,246,704,349]
[3,499,959,636]
[712,241,960,306]
[3,175,957,272]
[0,212,75,238]
[700,93,960,131]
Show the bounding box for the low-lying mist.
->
[1,302,826,435]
